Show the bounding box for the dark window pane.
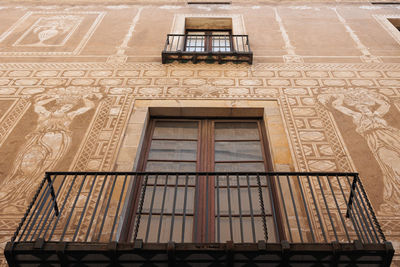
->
[212,35,231,52]
[146,161,196,172]
[215,122,259,140]
[186,34,205,52]
[215,141,263,161]
[148,140,197,161]
[215,162,265,172]
[153,121,198,139]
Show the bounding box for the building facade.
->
[0,0,399,265]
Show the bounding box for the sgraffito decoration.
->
[318,88,400,215]
[0,86,102,214]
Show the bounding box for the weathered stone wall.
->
[0,2,399,266]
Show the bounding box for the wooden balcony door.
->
[185,30,232,52]
[134,118,272,243]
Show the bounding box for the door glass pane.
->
[148,140,197,161]
[146,161,196,172]
[137,175,196,243]
[137,118,273,244]
[186,32,205,52]
[215,141,263,161]
[214,174,272,243]
[211,32,231,52]
[153,121,198,139]
[215,122,259,140]
[215,162,266,172]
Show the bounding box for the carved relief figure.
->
[318,88,400,215]
[14,15,83,46]
[0,86,102,213]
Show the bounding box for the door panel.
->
[133,118,274,243]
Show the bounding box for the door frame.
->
[120,116,285,243]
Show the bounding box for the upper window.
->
[185,30,232,52]
[140,118,269,172]
[388,18,400,32]
[162,16,252,64]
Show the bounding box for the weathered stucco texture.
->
[0,1,399,266]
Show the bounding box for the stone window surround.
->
[170,14,247,35]
[167,14,247,53]
[374,14,400,45]
[114,99,294,173]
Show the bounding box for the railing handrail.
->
[44,171,359,176]
[11,171,387,246]
[166,33,250,37]
[162,33,253,63]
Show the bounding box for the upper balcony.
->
[162,34,253,64]
[5,172,394,266]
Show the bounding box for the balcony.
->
[5,172,394,266]
[162,34,253,64]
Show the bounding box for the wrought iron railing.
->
[162,34,253,64]
[10,172,386,246]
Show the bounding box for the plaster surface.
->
[0,1,399,266]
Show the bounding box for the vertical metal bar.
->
[326,175,351,243]
[47,174,79,241]
[346,196,367,243]
[31,175,66,241]
[72,174,98,242]
[242,36,245,52]
[145,175,158,243]
[236,175,244,243]
[110,174,128,242]
[60,174,88,241]
[39,176,68,241]
[346,177,357,218]
[354,184,379,243]
[286,175,303,242]
[177,35,181,51]
[193,174,199,243]
[316,175,338,242]
[19,176,52,241]
[216,175,221,243]
[345,175,372,243]
[356,174,386,243]
[23,175,53,241]
[246,175,256,243]
[352,180,376,243]
[305,175,327,242]
[257,174,268,242]
[164,34,169,51]
[170,35,174,52]
[235,36,239,53]
[133,174,150,242]
[276,175,293,242]
[84,174,107,242]
[181,174,189,243]
[169,174,179,241]
[226,174,234,241]
[266,174,280,242]
[247,35,251,52]
[97,174,119,242]
[335,175,363,242]
[205,174,209,242]
[157,174,168,243]
[344,175,370,243]
[10,175,48,244]
[46,174,59,216]
[296,175,315,242]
